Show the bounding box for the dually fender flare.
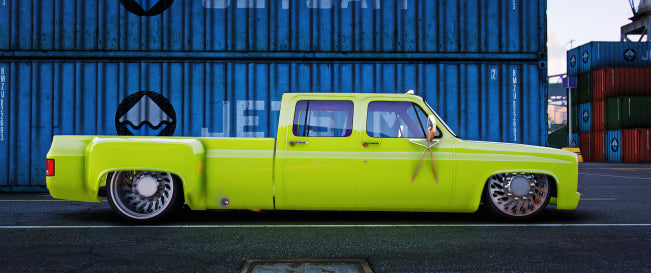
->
[85,137,207,209]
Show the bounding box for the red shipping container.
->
[638,129,651,163]
[579,132,594,162]
[592,131,607,162]
[591,67,651,100]
[592,100,606,131]
[622,129,640,163]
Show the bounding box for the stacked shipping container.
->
[1,0,549,192]
[567,42,651,162]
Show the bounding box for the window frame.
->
[365,100,442,139]
[291,100,355,138]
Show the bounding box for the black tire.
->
[106,170,183,223]
[483,173,551,220]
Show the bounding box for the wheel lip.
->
[485,173,551,219]
[109,171,175,220]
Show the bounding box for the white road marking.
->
[0,224,650,229]
[578,172,651,180]
[0,200,67,202]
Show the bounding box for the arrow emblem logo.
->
[623,48,636,62]
[611,138,619,152]
[582,109,589,123]
[120,0,175,16]
[582,51,589,63]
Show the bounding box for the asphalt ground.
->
[0,162,649,272]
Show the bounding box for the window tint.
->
[367,101,440,138]
[293,100,354,137]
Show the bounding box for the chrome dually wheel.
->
[484,173,551,219]
[107,170,181,222]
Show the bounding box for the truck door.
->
[281,99,363,210]
[358,100,454,210]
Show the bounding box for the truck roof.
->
[282,92,422,100]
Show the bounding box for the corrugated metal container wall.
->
[571,133,579,147]
[571,105,579,133]
[578,102,591,132]
[579,132,593,162]
[0,61,545,191]
[622,129,640,163]
[622,128,651,163]
[592,131,606,162]
[592,68,651,100]
[1,0,547,54]
[639,129,651,163]
[592,100,606,132]
[607,130,622,162]
[0,0,549,191]
[577,73,591,103]
[606,97,651,130]
[567,42,651,76]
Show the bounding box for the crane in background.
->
[622,0,651,41]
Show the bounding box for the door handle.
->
[289,141,308,147]
[362,142,381,147]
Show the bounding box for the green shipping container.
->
[606,97,651,130]
[571,105,579,133]
[569,85,580,106]
[577,73,591,103]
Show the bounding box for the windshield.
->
[423,100,458,138]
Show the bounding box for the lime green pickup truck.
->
[46,93,580,222]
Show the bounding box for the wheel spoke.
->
[487,173,549,217]
[110,170,175,220]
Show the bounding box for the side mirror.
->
[426,115,437,142]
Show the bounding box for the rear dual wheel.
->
[484,173,551,219]
[107,170,182,223]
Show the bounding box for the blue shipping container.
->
[566,42,651,76]
[0,0,547,56]
[607,130,622,162]
[578,102,592,132]
[571,133,580,147]
[0,0,549,191]
[0,61,546,191]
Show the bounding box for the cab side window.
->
[293,100,354,137]
[367,101,441,138]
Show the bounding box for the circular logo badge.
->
[115,91,176,136]
[623,48,636,62]
[569,55,576,68]
[582,51,589,63]
[119,0,175,16]
[610,138,619,152]
[582,109,589,123]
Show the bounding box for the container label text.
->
[512,69,518,143]
[0,66,6,142]
[202,100,282,137]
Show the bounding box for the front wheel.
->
[484,173,551,219]
[107,170,182,223]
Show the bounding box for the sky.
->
[547,0,634,82]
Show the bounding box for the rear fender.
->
[87,137,206,210]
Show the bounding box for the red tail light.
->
[46,159,55,176]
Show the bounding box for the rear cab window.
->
[293,100,354,137]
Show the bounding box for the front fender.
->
[452,140,580,212]
[87,137,206,210]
